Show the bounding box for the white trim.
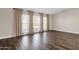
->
[51,29,79,35]
[0,35,16,39]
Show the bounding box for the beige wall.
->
[0,8,15,39]
[1,8,79,39]
[49,9,79,34]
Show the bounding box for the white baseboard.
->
[49,29,79,35]
[0,35,16,39]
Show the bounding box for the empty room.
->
[0,8,79,50]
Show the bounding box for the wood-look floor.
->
[0,31,79,50]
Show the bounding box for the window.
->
[22,14,29,34]
[33,15,41,33]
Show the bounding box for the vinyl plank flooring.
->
[0,31,79,50]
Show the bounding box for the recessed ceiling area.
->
[23,8,69,14]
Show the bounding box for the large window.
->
[22,14,29,34]
[33,15,41,33]
[21,12,48,35]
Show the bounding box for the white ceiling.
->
[23,8,69,15]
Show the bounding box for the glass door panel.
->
[22,14,29,35]
[33,15,41,33]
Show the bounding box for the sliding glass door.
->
[22,14,29,35]
[33,15,41,33]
